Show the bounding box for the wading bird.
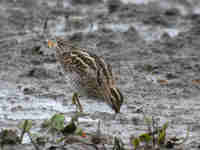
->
[48,37,123,113]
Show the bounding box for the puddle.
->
[0,81,131,143]
[121,0,157,4]
[49,16,182,42]
[0,80,117,122]
[49,16,66,36]
[104,22,182,41]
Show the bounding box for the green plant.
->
[131,116,189,150]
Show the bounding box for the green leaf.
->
[50,114,65,131]
[158,122,168,145]
[158,124,167,145]
[72,93,78,105]
[132,138,140,149]
[56,136,66,144]
[41,119,51,128]
[158,129,166,145]
[144,116,152,124]
[143,116,153,133]
[162,122,168,131]
[139,133,152,143]
[19,120,32,132]
[71,112,81,122]
[61,120,77,135]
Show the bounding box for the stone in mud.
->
[123,26,140,42]
[69,32,83,42]
[100,27,114,34]
[22,87,35,95]
[165,73,178,80]
[106,0,122,14]
[143,14,171,27]
[23,67,57,79]
[27,67,48,78]
[35,136,48,146]
[164,8,180,17]
[161,32,171,42]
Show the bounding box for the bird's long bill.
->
[101,84,122,113]
[110,87,123,113]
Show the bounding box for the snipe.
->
[48,37,123,113]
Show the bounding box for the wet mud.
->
[0,0,200,149]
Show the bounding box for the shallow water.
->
[0,80,113,121]
[49,16,182,42]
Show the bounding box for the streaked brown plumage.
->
[48,37,123,113]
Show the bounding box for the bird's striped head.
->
[109,87,123,113]
[97,66,123,113]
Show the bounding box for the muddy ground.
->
[0,0,200,149]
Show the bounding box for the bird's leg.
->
[72,92,83,113]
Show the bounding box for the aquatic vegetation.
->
[131,116,189,150]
